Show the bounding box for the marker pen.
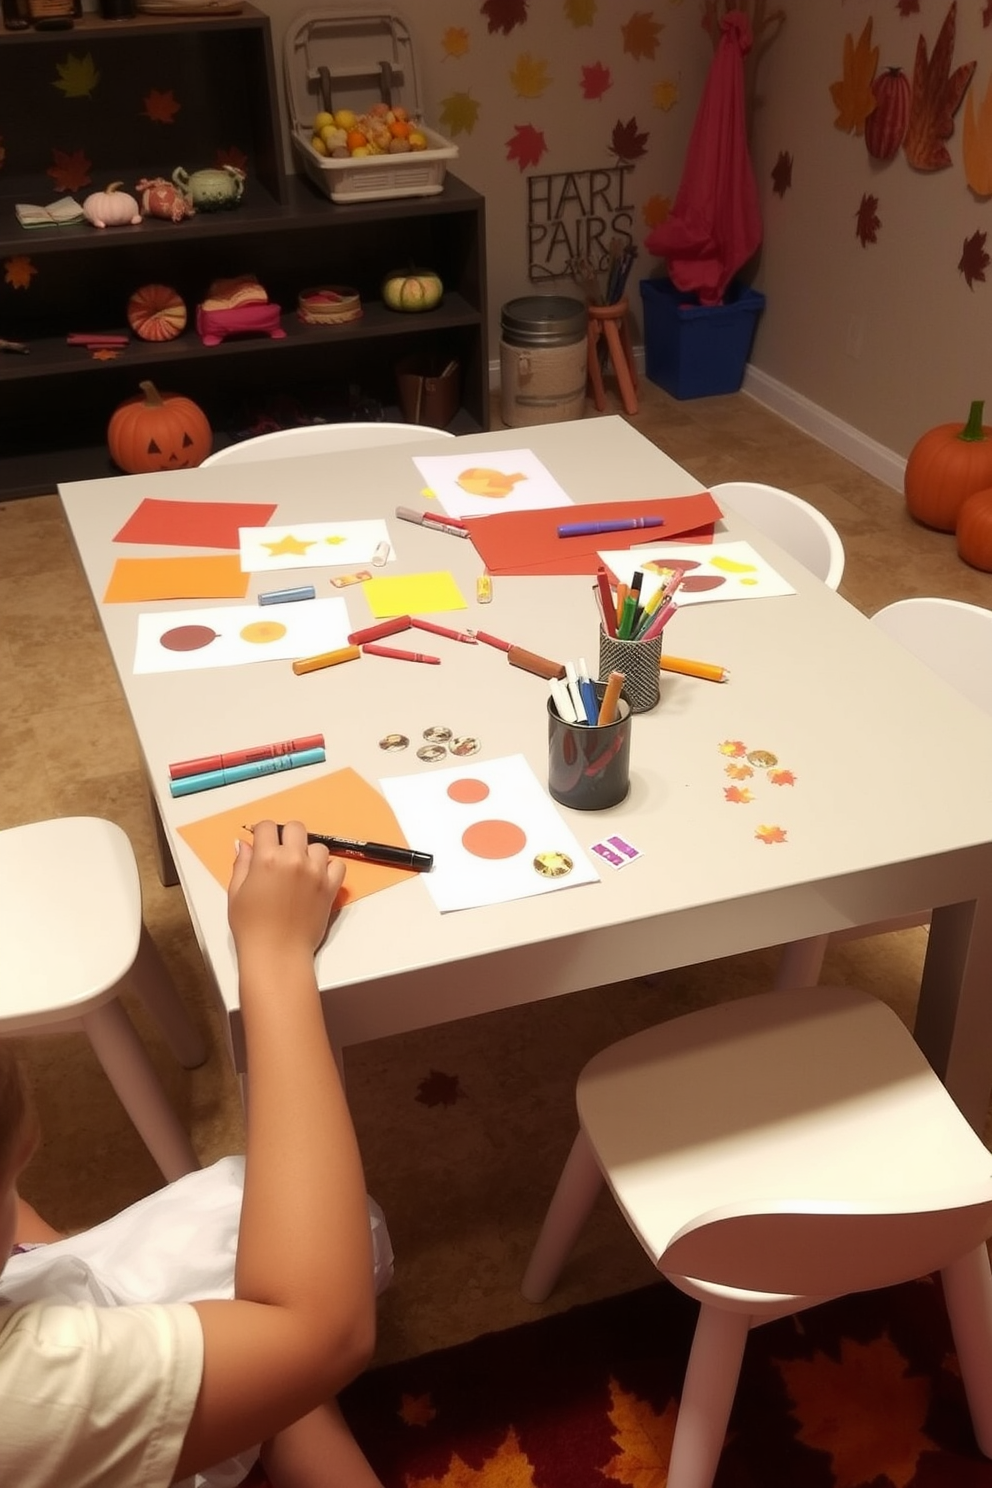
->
[169,746,326,797]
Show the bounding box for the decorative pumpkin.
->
[127,284,188,343]
[134,176,195,223]
[865,67,910,162]
[381,267,443,313]
[905,400,992,533]
[107,380,212,474]
[83,182,142,230]
[955,486,992,572]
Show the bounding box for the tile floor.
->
[1,380,990,1367]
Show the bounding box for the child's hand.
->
[228,820,345,964]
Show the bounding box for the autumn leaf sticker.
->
[755,824,787,844]
[621,11,663,62]
[903,1,976,172]
[47,147,92,194]
[53,51,100,100]
[856,192,881,246]
[610,117,648,165]
[771,150,793,195]
[581,61,612,101]
[442,27,470,60]
[718,739,747,757]
[725,763,754,780]
[510,54,551,99]
[724,785,755,804]
[506,123,547,170]
[830,20,878,135]
[440,92,481,137]
[143,89,181,124]
[4,256,38,290]
[959,230,990,288]
[481,0,528,36]
[768,768,797,786]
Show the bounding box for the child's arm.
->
[172,820,376,1480]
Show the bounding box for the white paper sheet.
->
[133,597,351,674]
[238,519,393,572]
[379,754,600,912]
[597,540,796,606]
[412,449,574,520]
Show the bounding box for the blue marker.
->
[169,746,326,797]
[259,585,316,605]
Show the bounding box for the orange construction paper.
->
[103,555,250,603]
[177,767,415,905]
[460,493,722,577]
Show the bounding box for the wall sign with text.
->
[527,167,635,283]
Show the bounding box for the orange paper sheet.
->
[461,493,722,577]
[177,767,415,905]
[103,555,250,604]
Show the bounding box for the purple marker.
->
[557,516,666,538]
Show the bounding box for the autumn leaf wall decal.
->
[510,53,551,99]
[830,19,879,135]
[581,61,612,101]
[903,1,976,172]
[609,117,648,165]
[142,89,181,125]
[621,11,663,62]
[441,28,470,60]
[565,0,596,25]
[4,256,38,290]
[856,192,882,246]
[440,93,481,136]
[772,149,793,195]
[642,193,670,227]
[216,145,248,174]
[53,51,100,100]
[481,0,528,36]
[898,0,921,14]
[652,79,678,111]
[506,122,547,169]
[962,67,992,195]
[959,229,990,288]
[47,147,92,194]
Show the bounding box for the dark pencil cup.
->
[598,626,662,713]
[548,683,632,811]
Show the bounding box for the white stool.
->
[0,817,205,1182]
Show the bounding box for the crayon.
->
[292,644,361,675]
[169,733,325,781]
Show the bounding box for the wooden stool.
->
[587,299,639,416]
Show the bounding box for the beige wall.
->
[267,2,990,461]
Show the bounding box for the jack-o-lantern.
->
[107,380,212,473]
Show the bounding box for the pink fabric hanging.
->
[645,10,762,306]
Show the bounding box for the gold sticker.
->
[449,735,481,757]
[379,733,409,752]
[423,725,453,744]
[746,749,778,768]
[416,744,448,763]
[533,851,574,879]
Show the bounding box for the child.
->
[1,820,386,1488]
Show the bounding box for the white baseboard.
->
[490,354,907,495]
[743,366,906,494]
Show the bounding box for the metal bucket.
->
[499,295,588,428]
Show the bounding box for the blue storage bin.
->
[640,278,765,400]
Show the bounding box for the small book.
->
[15,198,85,229]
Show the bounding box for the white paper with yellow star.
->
[133,597,350,673]
[238,520,394,572]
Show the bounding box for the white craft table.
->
[59,417,992,1130]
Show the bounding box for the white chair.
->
[200,420,454,467]
[0,817,206,1183]
[776,597,992,988]
[522,984,992,1488]
[709,480,846,590]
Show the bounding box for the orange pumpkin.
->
[955,486,992,572]
[107,380,212,473]
[905,399,992,533]
[127,284,187,342]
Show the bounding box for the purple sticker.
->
[606,835,641,861]
[591,842,626,868]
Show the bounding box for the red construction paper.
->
[113,498,278,549]
[461,494,721,577]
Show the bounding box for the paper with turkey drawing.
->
[380,754,599,913]
[133,596,350,673]
[239,519,393,572]
[598,541,795,606]
[412,449,574,520]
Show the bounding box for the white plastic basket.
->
[284,10,459,203]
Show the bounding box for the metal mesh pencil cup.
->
[598,626,662,713]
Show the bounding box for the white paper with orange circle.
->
[133,596,350,673]
[379,754,599,913]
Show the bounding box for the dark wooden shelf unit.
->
[0,6,489,497]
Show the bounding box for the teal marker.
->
[169,746,325,797]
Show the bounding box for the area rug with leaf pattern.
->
[327,1275,992,1488]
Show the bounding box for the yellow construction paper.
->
[362,570,467,618]
[103,554,250,604]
